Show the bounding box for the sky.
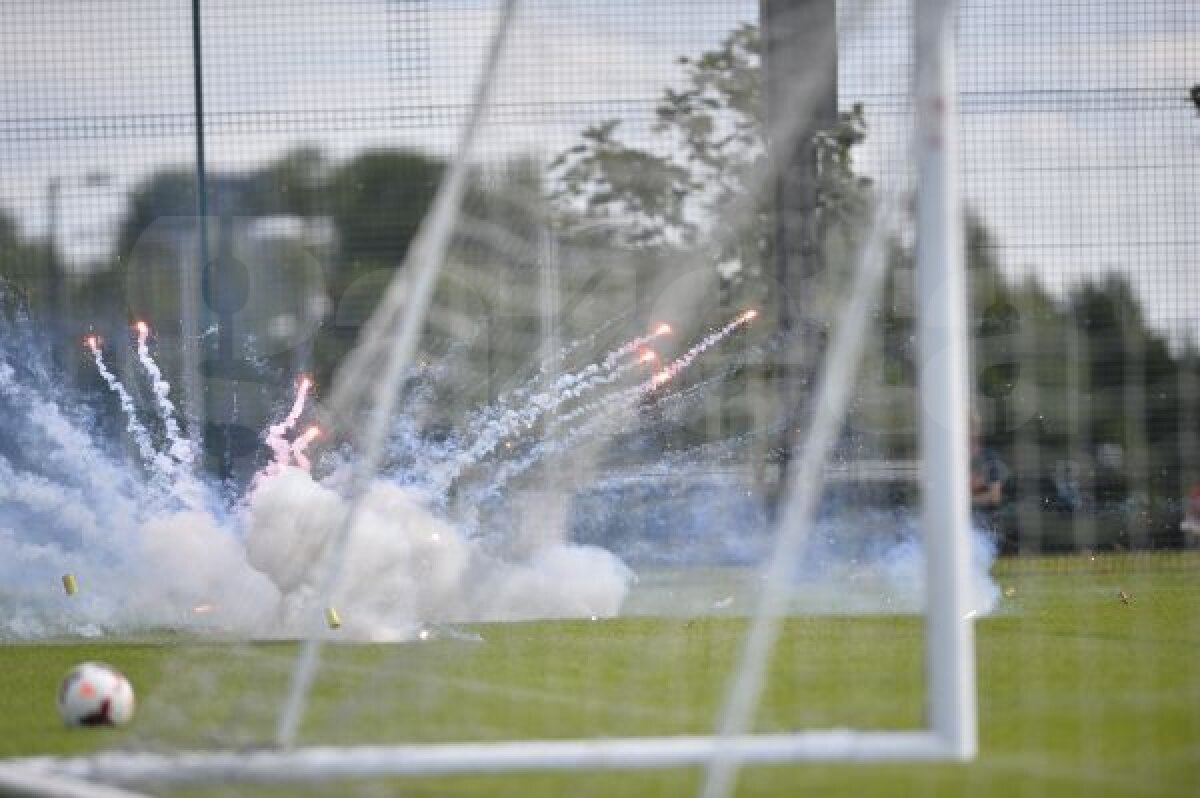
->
[0,1,753,260]
[0,0,1197,339]
[841,0,1200,341]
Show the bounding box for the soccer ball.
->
[57,662,135,727]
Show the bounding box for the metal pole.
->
[45,177,63,370]
[538,227,560,421]
[189,0,210,457]
[191,0,209,252]
[914,0,977,760]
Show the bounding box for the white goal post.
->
[4,0,975,793]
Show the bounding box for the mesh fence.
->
[841,0,1200,552]
[2,0,1194,538]
[0,1,1198,796]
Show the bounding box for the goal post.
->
[913,0,978,762]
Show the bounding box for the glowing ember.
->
[640,310,756,393]
[259,374,315,477]
[290,425,322,472]
[654,322,672,336]
[639,350,659,364]
[132,318,193,469]
[86,330,159,466]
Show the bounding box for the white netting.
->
[15,0,1200,795]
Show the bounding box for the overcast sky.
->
[1,0,1196,339]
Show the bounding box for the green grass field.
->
[2,552,1198,797]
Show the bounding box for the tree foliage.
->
[544,24,1200,546]
[549,23,870,274]
[0,28,1194,545]
[327,150,443,268]
[0,210,50,307]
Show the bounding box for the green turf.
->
[2,552,1198,797]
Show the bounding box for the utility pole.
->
[189,0,211,469]
[45,177,63,371]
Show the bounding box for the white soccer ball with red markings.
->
[57,662,135,727]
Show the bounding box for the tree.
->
[546,22,875,465]
[328,149,443,269]
[550,23,869,276]
[0,210,50,307]
[242,146,329,218]
[115,170,197,258]
[544,23,1200,550]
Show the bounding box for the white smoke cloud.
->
[244,469,632,640]
[0,300,996,643]
[0,306,639,640]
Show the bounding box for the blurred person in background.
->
[970,411,1010,544]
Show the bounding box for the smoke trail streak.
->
[263,376,313,472]
[647,311,755,392]
[437,329,672,492]
[451,359,629,475]
[460,323,670,446]
[526,354,662,436]
[290,426,321,472]
[133,322,191,466]
[545,310,634,371]
[458,310,636,428]
[0,331,154,570]
[552,314,752,438]
[602,322,672,370]
[473,319,758,500]
[85,336,160,469]
[0,464,106,543]
[544,311,754,433]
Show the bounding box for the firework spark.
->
[85,334,158,466]
[262,375,314,473]
[645,310,757,391]
[132,321,191,465]
[290,425,322,472]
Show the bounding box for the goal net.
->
[0,1,1000,795]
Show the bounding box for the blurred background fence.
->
[1,0,1197,552]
